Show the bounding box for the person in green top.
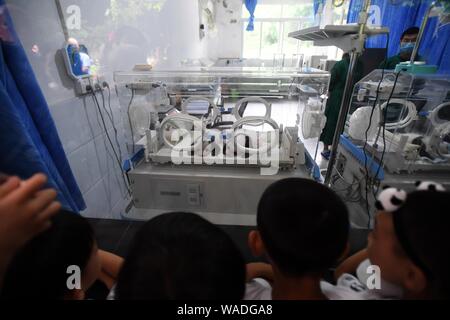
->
[379,26,421,69]
[320,53,363,159]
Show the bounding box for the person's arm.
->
[246,263,274,284]
[97,249,124,289]
[0,174,60,288]
[334,248,369,280]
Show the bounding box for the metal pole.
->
[324,0,371,185]
[410,1,436,64]
[54,0,70,41]
[324,50,359,185]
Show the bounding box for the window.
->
[242,1,349,62]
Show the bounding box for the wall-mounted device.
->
[62,40,102,95]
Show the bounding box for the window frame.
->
[242,18,314,59]
[241,2,349,61]
[241,3,314,60]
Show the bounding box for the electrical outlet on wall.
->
[75,76,104,95]
[75,77,92,95]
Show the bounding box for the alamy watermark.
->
[66,265,81,290]
[168,121,281,176]
[65,5,81,30]
[365,264,382,290]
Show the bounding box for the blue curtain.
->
[0,1,86,212]
[347,0,450,74]
[314,0,326,15]
[244,0,258,31]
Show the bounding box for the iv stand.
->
[410,1,437,64]
[324,0,372,185]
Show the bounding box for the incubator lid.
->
[114,66,329,84]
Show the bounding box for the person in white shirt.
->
[244,178,351,300]
[79,45,92,75]
[332,184,450,300]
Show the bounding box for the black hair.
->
[0,210,95,299]
[79,44,89,55]
[257,178,349,277]
[401,27,419,40]
[116,212,246,300]
[392,190,450,299]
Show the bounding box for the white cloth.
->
[356,259,403,299]
[244,277,364,300]
[79,52,91,73]
[322,259,404,300]
[321,274,376,300]
[244,278,272,300]
[107,284,116,300]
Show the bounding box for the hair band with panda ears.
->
[375,181,446,213]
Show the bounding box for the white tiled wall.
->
[47,93,130,219]
[6,0,132,219]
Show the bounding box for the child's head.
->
[1,210,100,300]
[368,189,450,299]
[116,212,246,300]
[249,178,349,278]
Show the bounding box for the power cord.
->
[104,82,116,124]
[98,84,115,126]
[126,87,136,154]
[374,70,402,192]
[360,70,401,227]
[99,82,125,168]
[361,33,390,229]
[331,169,362,202]
[87,80,132,197]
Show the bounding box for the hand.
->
[0,174,61,257]
[246,262,274,283]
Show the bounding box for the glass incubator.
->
[331,69,450,228]
[114,67,331,224]
[347,70,450,174]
